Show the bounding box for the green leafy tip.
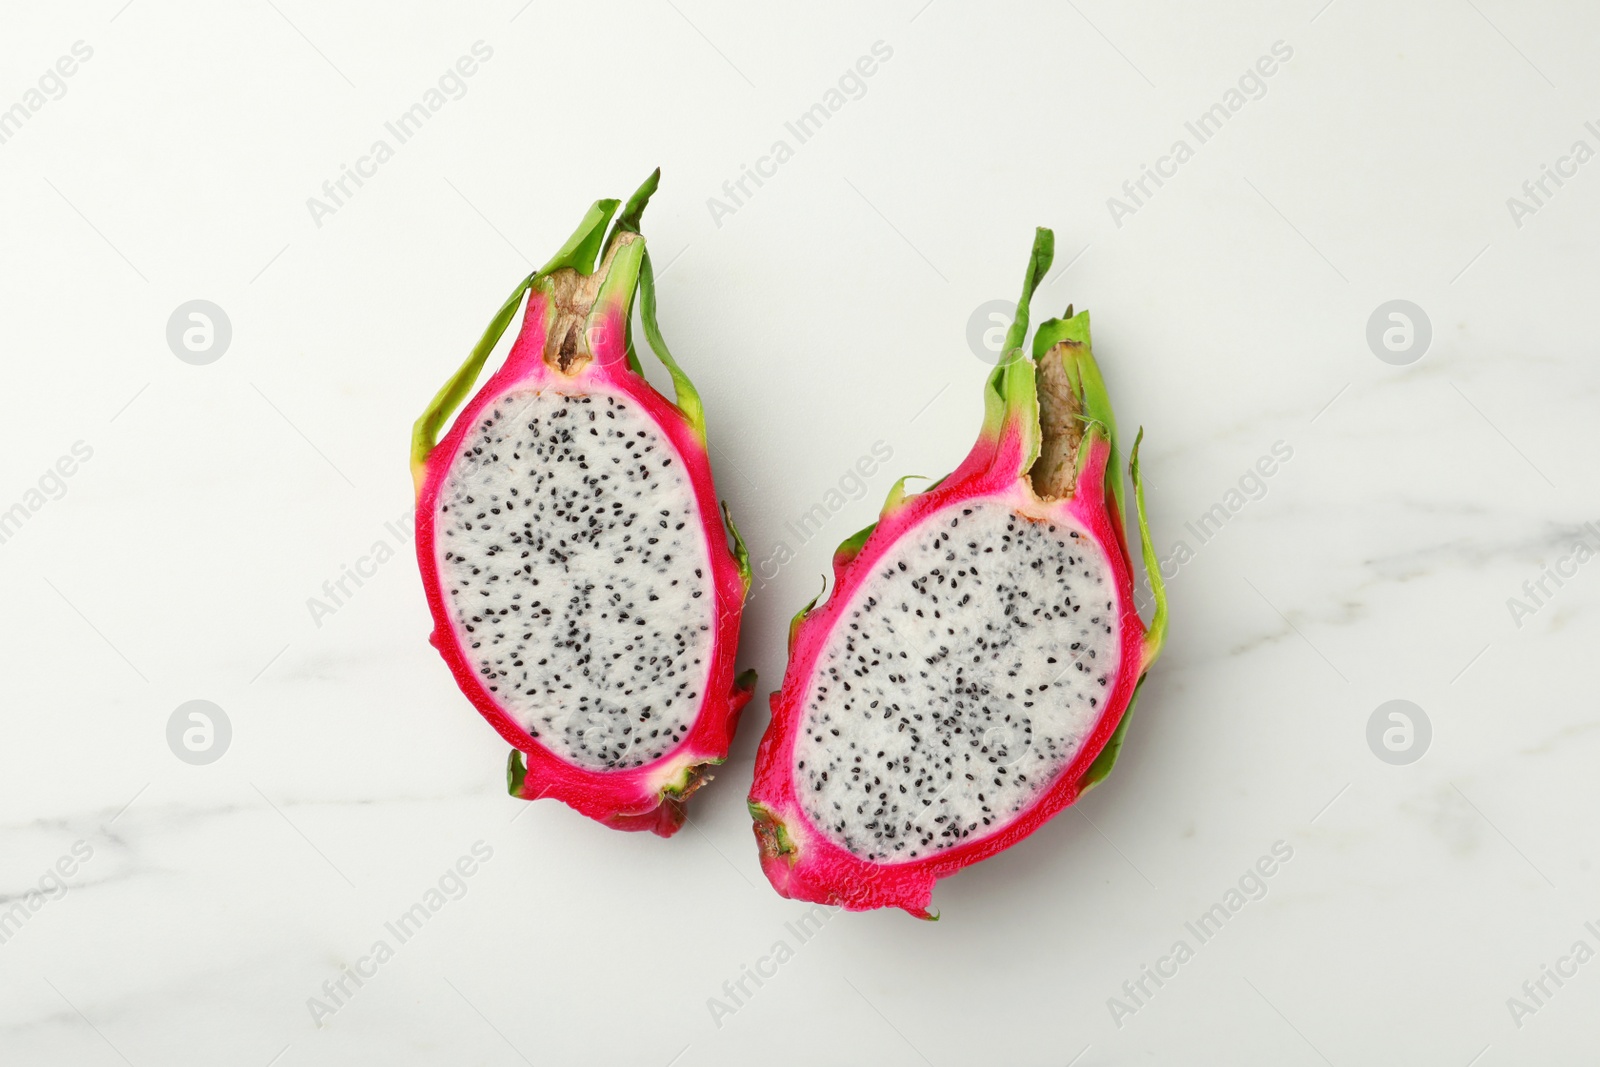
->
[638,248,708,444]
[545,198,622,278]
[1130,430,1167,667]
[833,473,926,569]
[722,500,752,595]
[506,749,528,797]
[610,170,660,375]
[611,167,661,244]
[412,171,665,488]
[1080,432,1167,793]
[788,577,827,654]
[1076,431,1165,800]
[833,521,876,570]
[1079,678,1146,793]
[983,228,1055,466]
[881,473,925,516]
[411,271,537,493]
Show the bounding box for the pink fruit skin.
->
[415,285,751,837]
[749,402,1149,915]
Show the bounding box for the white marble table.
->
[2,1,1596,1063]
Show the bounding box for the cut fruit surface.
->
[792,499,1120,863]
[749,228,1167,913]
[413,172,754,836]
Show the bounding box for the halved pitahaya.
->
[411,171,754,837]
[748,228,1167,914]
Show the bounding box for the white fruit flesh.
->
[792,500,1120,862]
[436,388,715,770]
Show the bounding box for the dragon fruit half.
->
[411,172,754,836]
[748,229,1168,915]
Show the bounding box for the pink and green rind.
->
[748,228,1166,914]
[412,175,754,836]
